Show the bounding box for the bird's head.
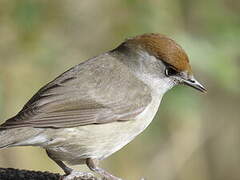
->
[114,33,206,93]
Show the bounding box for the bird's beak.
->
[182,76,207,93]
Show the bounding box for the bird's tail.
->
[0,127,44,148]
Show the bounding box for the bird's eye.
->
[165,66,178,77]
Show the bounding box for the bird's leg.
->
[46,150,95,180]
[86,158,122,180]
[46,150,73,175]
[46,149,73,175]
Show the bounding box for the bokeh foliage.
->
[0,0,240,180]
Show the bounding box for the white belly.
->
[27,94,162,165]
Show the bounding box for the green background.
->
[0,0,240,180]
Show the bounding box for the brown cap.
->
[126,33,192,74]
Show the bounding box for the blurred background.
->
[0,0,240,180]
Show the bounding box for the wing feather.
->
[1,54,152,129]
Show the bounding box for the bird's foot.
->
[101,174,122,180]
[62,170,96,180]
[86,158,123,180]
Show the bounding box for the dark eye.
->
[165,66,178,77]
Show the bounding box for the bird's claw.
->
[100,175,122,180]
[62,170,96,180]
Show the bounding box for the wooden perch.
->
[0,168,99,180]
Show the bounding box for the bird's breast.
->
[41,93,163,164]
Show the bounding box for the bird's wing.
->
[1,55,152,129]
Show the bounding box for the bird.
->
[0,33,206,180]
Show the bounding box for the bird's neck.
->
[110,47,175,96]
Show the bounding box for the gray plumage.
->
[1,53,151,129]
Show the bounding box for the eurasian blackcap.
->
[0,33,206,180]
